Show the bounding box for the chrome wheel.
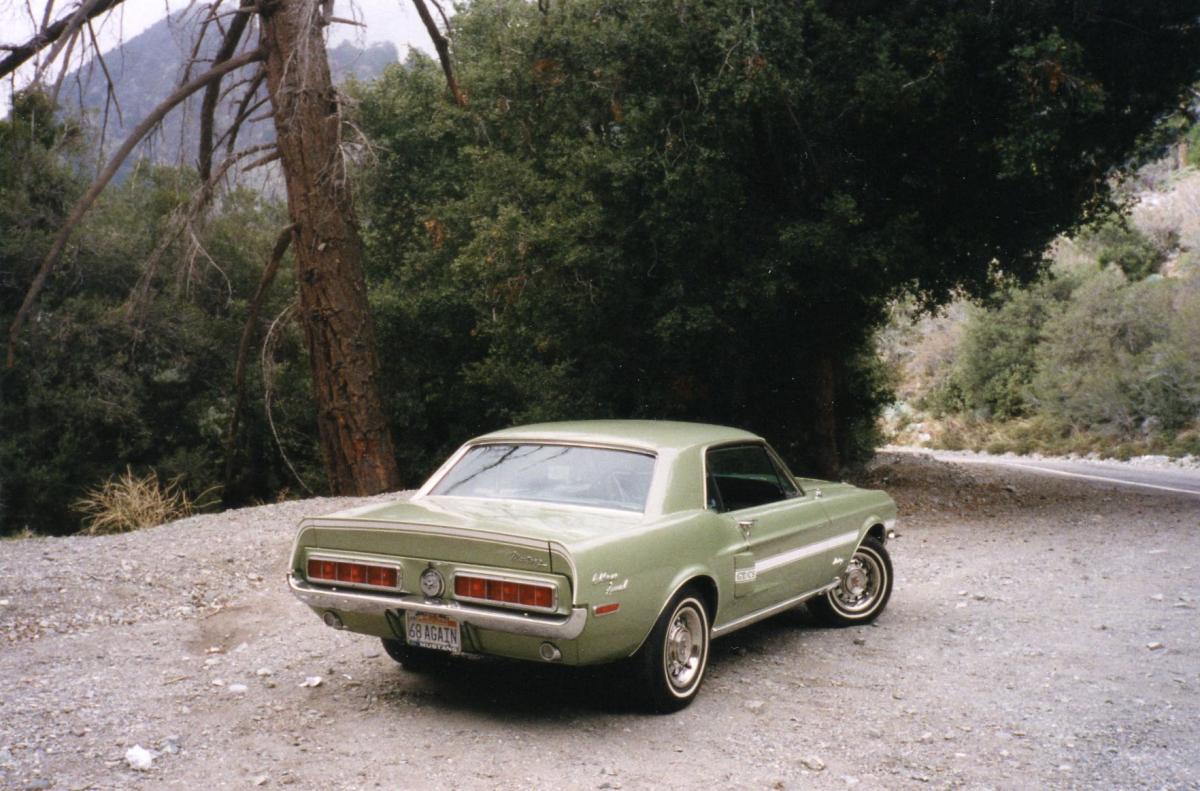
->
[831,550,883,614]
[635,588,711,712]
[664,601,706,694]
[810,537,893,627]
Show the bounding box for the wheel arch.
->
[627,570,719,658]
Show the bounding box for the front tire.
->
[633,587,711,713]
[809,537,893,626]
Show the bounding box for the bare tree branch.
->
[428,0,452,32]
[241,148,280,172]
[35,0,106,84]
[81,19,122,126]
[46,25,79,107]
[6,47,265,368]
[0,0,123,81]
[39,0,57,33]
[124,142,275,328]
[223,222,296,496]
[410,0,465,107]
[218,69,268,156]
[260,298,314,495]
[199,0,255,183]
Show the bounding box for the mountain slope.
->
[62,8,397,169]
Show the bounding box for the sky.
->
[1,0,436,106]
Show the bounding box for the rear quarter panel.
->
[567,509,740,664]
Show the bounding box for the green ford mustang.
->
[288,420,897,711]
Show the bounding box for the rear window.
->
[431,444,656,512]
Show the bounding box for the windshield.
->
[430,444,656,512]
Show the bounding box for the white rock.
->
[1147,642,1165,651]
[745,699,765,713]
[125,745,155,771]
[228,683,249,694]
[256,667,274,677]
[800,756,825,771]
[299,676,323,688]
[253,774,269,786]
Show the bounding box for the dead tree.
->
[2,0,405,497]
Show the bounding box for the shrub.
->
[74,468,210,535]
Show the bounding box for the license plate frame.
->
[405,612,461,653]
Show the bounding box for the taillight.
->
[454,574,555,610]
[366,566,397,587]
[307,558,397,589]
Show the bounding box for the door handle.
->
[737,519,755,538]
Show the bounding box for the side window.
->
[706,445,790,513]
[767,451,801,498]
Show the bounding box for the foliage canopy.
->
[357,0,1200,477]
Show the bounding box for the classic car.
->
[288,420,896,711]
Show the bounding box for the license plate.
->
[406,612,461,653]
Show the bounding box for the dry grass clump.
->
[75,468,207,535]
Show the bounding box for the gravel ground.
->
[1,452,1198,790]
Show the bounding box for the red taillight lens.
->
[367,566,397,588]
[307,558,396,588]
[527,585,554,608]
[337,562,366,584]
[307,558,337,580]
[455,574,554,609]
[455,576,487,598]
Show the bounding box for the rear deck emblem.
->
[510,551,549,567]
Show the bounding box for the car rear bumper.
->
[288,574,589,640]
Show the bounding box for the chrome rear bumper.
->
[288,574,588,640]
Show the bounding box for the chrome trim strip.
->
[452,570,559,613]
[710,580,839,638]
[299,520,552,551]
[753,530,860,574]
[549,541,579,606]
[288,575,588,640]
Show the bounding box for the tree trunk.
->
[810,351,841,480]
[258,0,401,495]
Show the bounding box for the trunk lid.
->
[303,495,640,573]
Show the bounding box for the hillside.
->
[61,8,398,167]
[881,159,1200,459]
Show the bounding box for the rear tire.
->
[809,537,893,627]
[632,586,710,713]
[381,638,446,672]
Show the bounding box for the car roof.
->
[472,420,761,453]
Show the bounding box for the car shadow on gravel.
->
[369,606,831,720]
[377,656,646,718]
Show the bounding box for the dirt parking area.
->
[1,452,1198,790]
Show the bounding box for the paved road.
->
[889,447,1200,497]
